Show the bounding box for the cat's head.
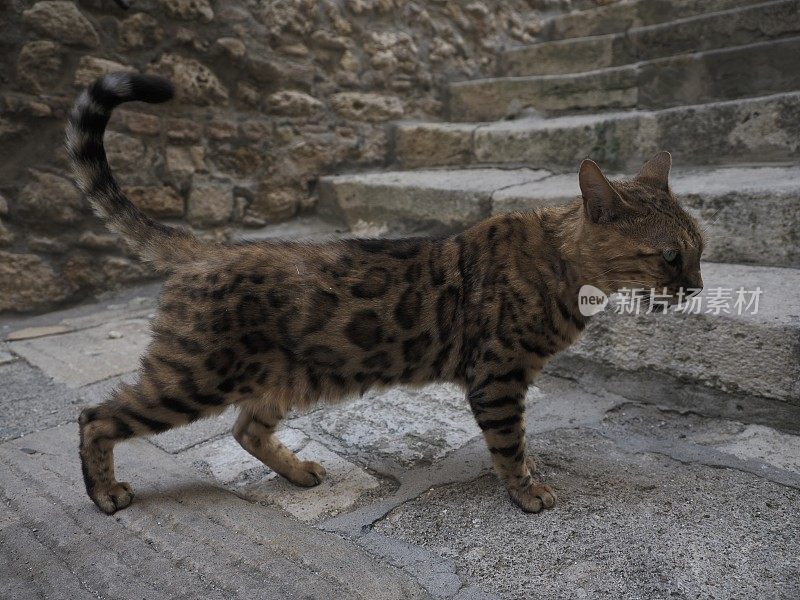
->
[577,151,704,305]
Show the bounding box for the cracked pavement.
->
[1,285,798,599]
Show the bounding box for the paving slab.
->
[149,409,238,454]
[182,427,382,522]
[8,316,151,388]
[290,384,481,467]
[0,424,430,600]
[374,427,800,600]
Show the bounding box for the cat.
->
[67,73,704,515]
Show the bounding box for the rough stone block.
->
[188,180,233,227]
[22,1,99,48]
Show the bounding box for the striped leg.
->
[468,369,556,513]
[79,375,220,514]
[232,405,326,487]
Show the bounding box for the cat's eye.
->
[662,249,679,263]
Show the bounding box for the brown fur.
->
[69,75,705,515]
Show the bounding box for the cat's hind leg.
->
[233,402,326,487]
[79,357,228,514]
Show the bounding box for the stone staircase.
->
[318,0,800,413]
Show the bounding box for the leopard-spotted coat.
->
[67,73,704,515]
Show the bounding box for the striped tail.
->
[66,72,205,271]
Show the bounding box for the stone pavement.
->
[1,284,798,599]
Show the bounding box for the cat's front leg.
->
[467,368,556,513]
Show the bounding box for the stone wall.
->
[0,0,605,313]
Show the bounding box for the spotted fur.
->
[68,73,704,515]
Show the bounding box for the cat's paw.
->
[287,460,327,487]
[508,483,557,513]
[90,481,134,514]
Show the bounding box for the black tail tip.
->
[129,73,175,104]
[94,72,174,106]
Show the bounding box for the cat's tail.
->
[66,72,205,272]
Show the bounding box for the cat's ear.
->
[579,159,626,224]
[636,151,672,190]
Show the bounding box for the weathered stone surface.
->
[214,36,247,59]
[0,424,430,599]
[376,428,800,600]
[449,67,638,121]
[268,90,323,117]
[73,56,131,87]
[0,222,13,246]
[156,0,214,22]
[104,131,147,175]
[455,36,800,121]
[123,185,185,218]
[114,110,160,137]
[538,0,763,41]
[100,256,151,284]
[399,93,800,171]
[118,12,164,50]
[22,1,99,47]
[319,167,549,233]
[503,0,800,77]
[394,122,474,168]
[331,92,404,122]
[5,325,71,341]
[165,145,206,175]
[290,384,481,465]
[18,170,84,224]
[184,429,381,522]
[247,186,301,223]
[8,317,150,387]
[569,262,800,403]
[166,117,202,143]
[0,252,65,312]
[187,179,233,227]
[17,40,64,93]
[150,54,228,106]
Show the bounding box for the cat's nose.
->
[684,273,704,297]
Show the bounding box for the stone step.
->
[566,261,800,405]
[395,92,800,171]
[449,36,800,121]
[538,0,768,41]
[503,0,800,77]
[318,165,800,269]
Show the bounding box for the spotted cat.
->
[67,73,704,515]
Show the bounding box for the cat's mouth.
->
[620,286,702,314]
